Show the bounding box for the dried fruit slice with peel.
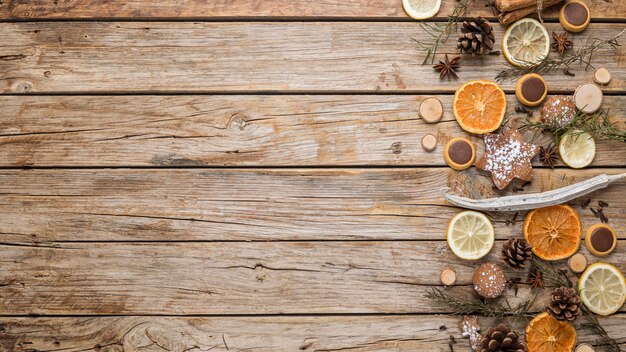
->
[523,205,581,260]
[453,80,506,134]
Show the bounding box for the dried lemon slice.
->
[402,0,442,20]
[578,263,626,316]
[447,211,494,260]
[502,18,550,67]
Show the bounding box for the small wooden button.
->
[575,343,595,352]
[440,267,457,286]
[594,68,611,85]
[559,0,590,33]
[419,97,443,123]
[574,83,603,114]
[585,223,617,256]
[421,133,438,151]
[444,137,475,170]
[568,253,587,273]
[515,73,547,107]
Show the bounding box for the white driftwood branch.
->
[442,173,626,212]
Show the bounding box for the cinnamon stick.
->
[498,0,562,25]
[496,0,538,13]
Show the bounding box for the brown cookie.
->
[475,130,539,190]
[541,96,576,128]
[472,263,506,299]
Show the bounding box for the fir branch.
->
[580,306,623,352]
[411,0,474,65]
[496,29,624,82]
[520,109,626,143]
[425,287,536,319]
[530,256,572,288]
[532,257,622,351]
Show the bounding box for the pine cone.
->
[477,324,527,352]
[457,17,495,55]
[547,287,582,322]
[501,238,532,270]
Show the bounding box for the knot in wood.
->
[228,112,248,131]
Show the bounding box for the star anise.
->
[538,144,559,168]
[528,269,544,289]
[552,32,573,55]
[433,54,461,80]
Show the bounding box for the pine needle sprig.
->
[496,29,624,82]
[530,256,572,288]
[425,287,536,319]
[532,256,622,351]
[520,109,626,143]
[580,306,622,352]
[411,0,474,65]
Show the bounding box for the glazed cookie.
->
[541,96,576,128]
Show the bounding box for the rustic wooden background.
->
[0,0,625,350]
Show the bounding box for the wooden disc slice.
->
[594,68,611,85]
[440,267,457,286]
[568,253,587,273]
[575,343,595,352]
[419,97,443,123]
[574,83,603,114]
[421,133,438,151]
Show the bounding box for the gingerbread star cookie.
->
[476,130,539,190]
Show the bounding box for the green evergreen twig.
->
[496,29,623,82]
[411,0,474,65]
[425,287,536,319]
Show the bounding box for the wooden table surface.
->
[1,1,625,350]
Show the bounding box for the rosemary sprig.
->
[496,29,624,82]
[532,256,622,351]
[425,287,536,319]
[530,255,572,288]
[520,109,626,143]
[580,308,622,352]
[411,0,474,65]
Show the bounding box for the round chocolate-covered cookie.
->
[559,0,590,33]
[541,96,576,128]
[516,73,548,107]
[585,224,617,256]
[444,137,475,170]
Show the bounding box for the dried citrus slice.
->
[559,130,596,169]
[452,80,506,134]
[502,18,550,67]
[402,0,442,20]
[446,211,495,260]
[578,263,626,316]
[523,205,581,261]
[525,312,577,352]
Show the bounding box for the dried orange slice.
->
[523,205,581,261]
[453,80,506,134]
[526,312,577,352]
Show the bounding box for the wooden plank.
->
[1,22,623,94]
[0,168,624,243]
[1,240,624,315]
[1,0,624,20]
[1,95,625,167]
[1,316,625,351]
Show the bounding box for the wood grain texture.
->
[1,95,625,167]
[0,22,623,94]
[1,240,624,315]
[0,168,624,243]
[0,0,623,20]
[1,315,625,351]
